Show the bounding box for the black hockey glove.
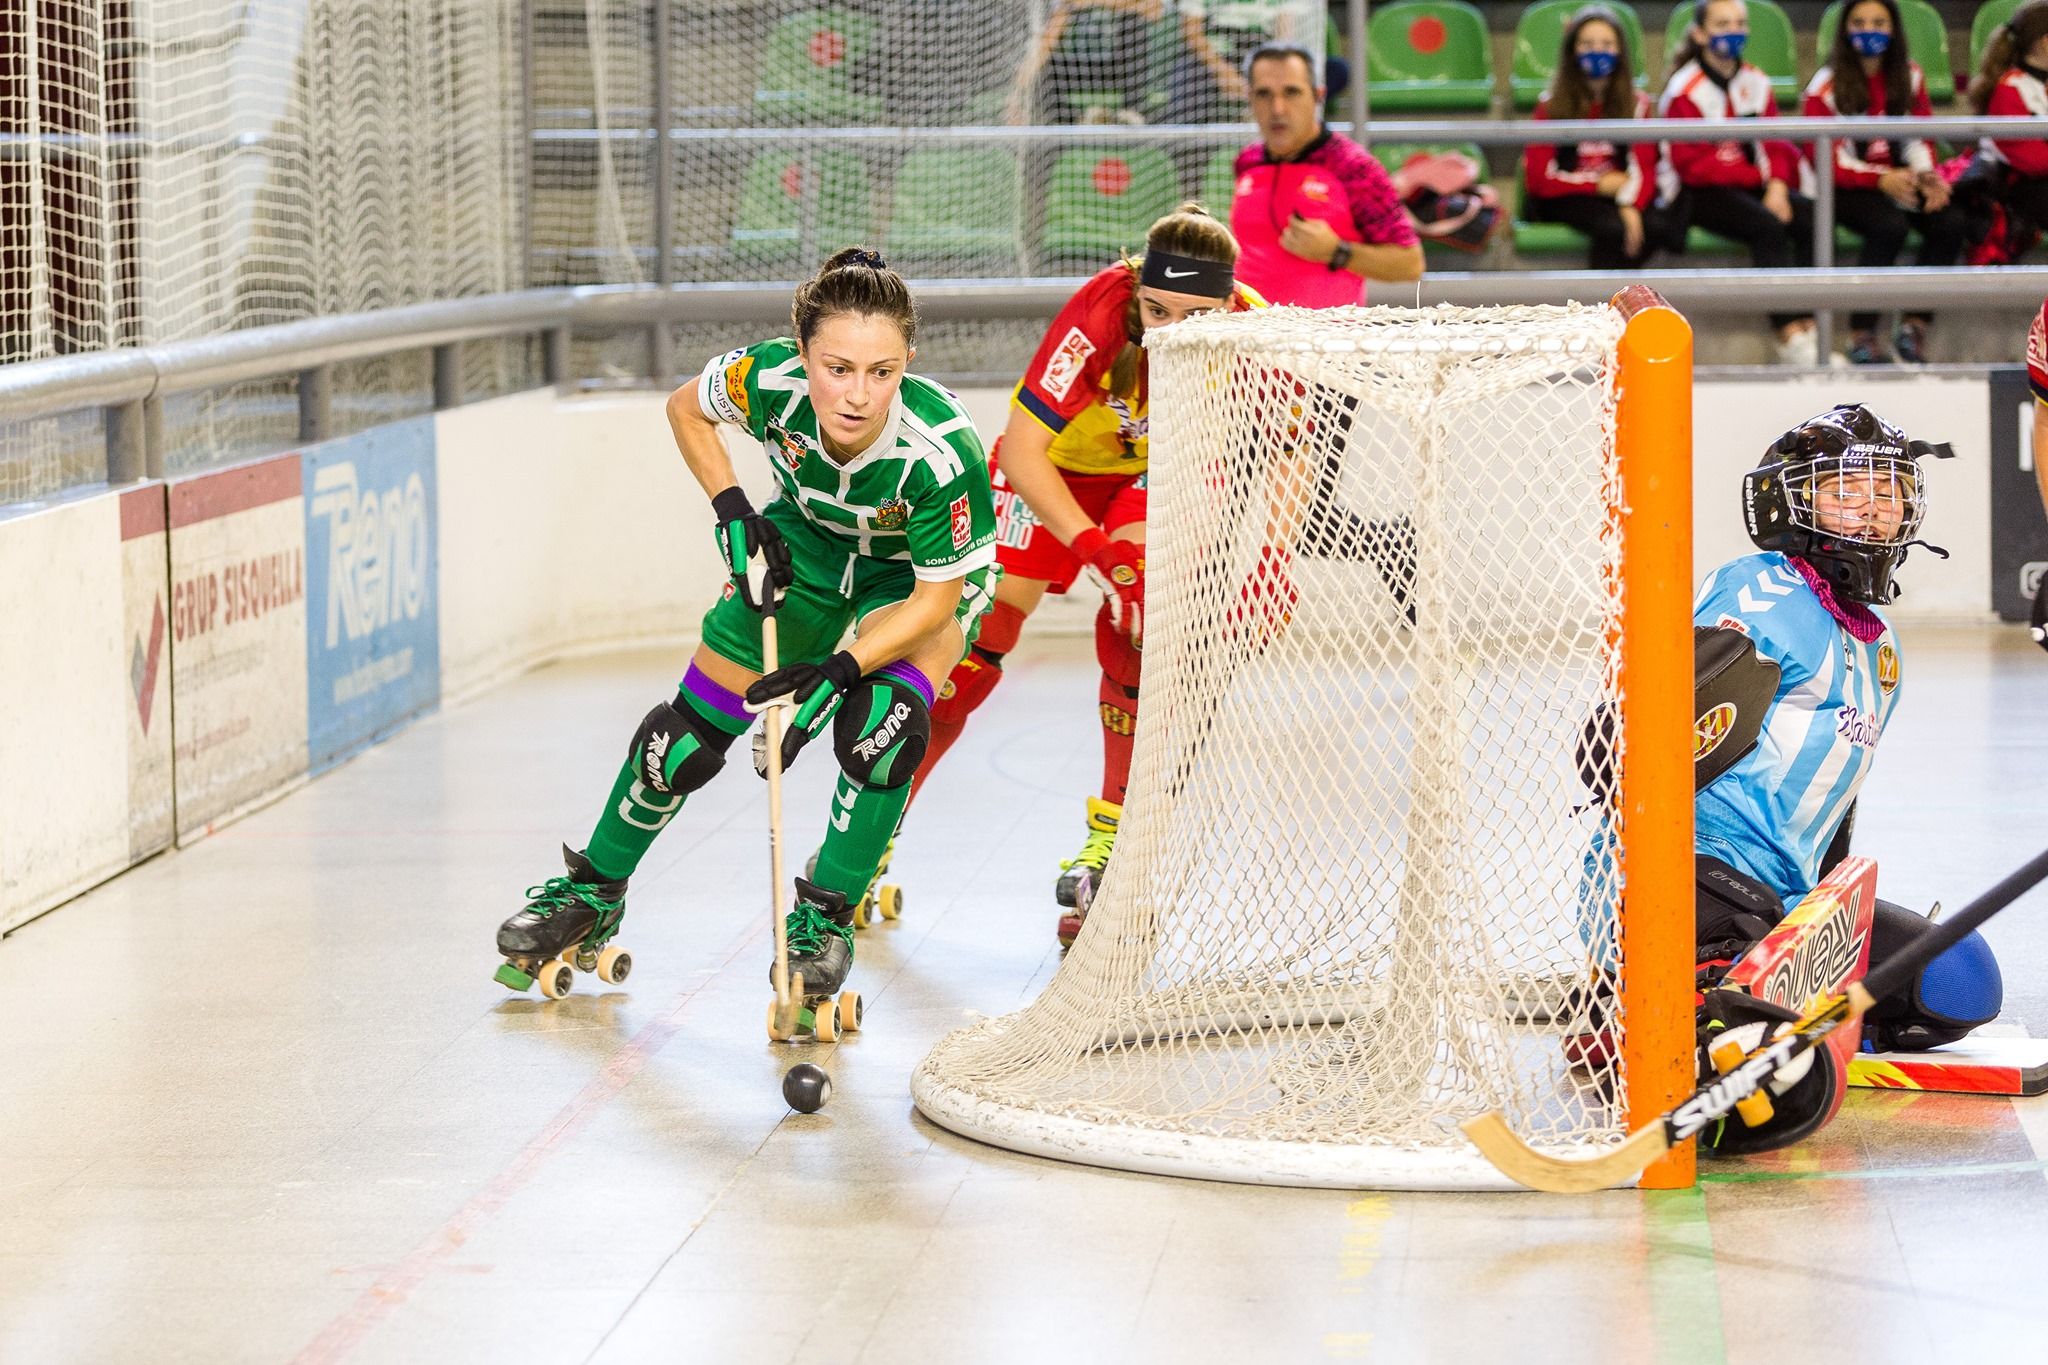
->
[746,649,862,774]
[712,487,793,614]
[1695,989,1844,1158]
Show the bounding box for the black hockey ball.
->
[782,1062,832,1114]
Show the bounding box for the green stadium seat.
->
[1508,167,1591,257]
[1200,147,1242,216]
[1367,2,1495,112]
[1039,146,1183,266]
[732,150,874,261]
[1973,0,2025,67]
[754,9,885,123]
[885,150,1022,266]
[1664,0,1800,106]
[1818,0,1954,104]
[1513,0,1647,110]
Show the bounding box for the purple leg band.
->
[877,661,935,708]
[683,662,752,724]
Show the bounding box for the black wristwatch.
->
[1328,241,1354,273]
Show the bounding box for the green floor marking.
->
[1646,1185,1728,1365]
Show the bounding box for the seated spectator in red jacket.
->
[1659,0,1817,364]
[1524,5,1669,270]
[1803,0,1963,364]
[1958,0,2048,253]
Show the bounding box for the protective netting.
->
[3,0,526,490]
[528,0,1325,287]
[914,304,1635,1189]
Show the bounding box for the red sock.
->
[1094,603,1142,805]
[1098,674,1137,804]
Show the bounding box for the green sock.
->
[812,774,910,903]
[584,693,748,881]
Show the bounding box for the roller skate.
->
[1055,797,1120,949]
[766,877,863,1042]
[494,845,632,999]
[805,840,902,930]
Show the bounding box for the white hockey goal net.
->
[913,298,1695,1190]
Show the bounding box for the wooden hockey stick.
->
[756,569,803,1038]
[1463,845,2048,1192]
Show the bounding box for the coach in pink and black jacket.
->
[1227,42,1423,307]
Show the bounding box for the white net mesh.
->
[914,303,1638,1190]
[2,0,525,487]
[532,0,1326,286]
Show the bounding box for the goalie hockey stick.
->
[1462,845,2048,1192]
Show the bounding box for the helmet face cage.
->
[1779,453,1925,548]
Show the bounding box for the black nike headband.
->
[1138,249,1235,298]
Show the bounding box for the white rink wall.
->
[0,373,2011,933]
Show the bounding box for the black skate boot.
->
[767,877,863,1041]
[495,845,631,998]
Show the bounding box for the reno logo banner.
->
[303,417,442,773]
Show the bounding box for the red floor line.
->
[289,921,764,1365]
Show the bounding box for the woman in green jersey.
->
[495,248,999,1023]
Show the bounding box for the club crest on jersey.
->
[1040,326,1096,402]
[1876,641,1899,695]
[949,494,973,548]
[722,355,754,419]
[1694,701,1736,761]
[872,497,909,531]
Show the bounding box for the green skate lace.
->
[1060,823,1117,873]
[786,903,854,957]
[522,876,618,916]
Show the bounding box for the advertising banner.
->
[1988,367,2047,623]
[303,417,441,773]
[120,486,174,859]
[168,455,310,840]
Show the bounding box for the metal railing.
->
[6,263,2047,492]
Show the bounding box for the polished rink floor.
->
[2,626,2045,1365]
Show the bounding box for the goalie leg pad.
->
[1697,988,1845,1158]
[834,666,932,791]
[1864,898,2005,1051]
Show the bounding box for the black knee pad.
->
[833,675,930,790]
[1864,898,2004,1051]
[629,696,734,796]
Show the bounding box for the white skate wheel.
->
[813,999,839,1043]
[539,960,575,1000]
[596,945,632,984]
[837,991,862,1034]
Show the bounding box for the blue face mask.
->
[1848,29,1892,58]
[1707,31,1748,61]
[1576,50,1620,79]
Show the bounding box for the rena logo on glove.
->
[853,702,913,761]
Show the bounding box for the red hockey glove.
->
[1069,526,1144,645]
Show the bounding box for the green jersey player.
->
[495,248,999,1017]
